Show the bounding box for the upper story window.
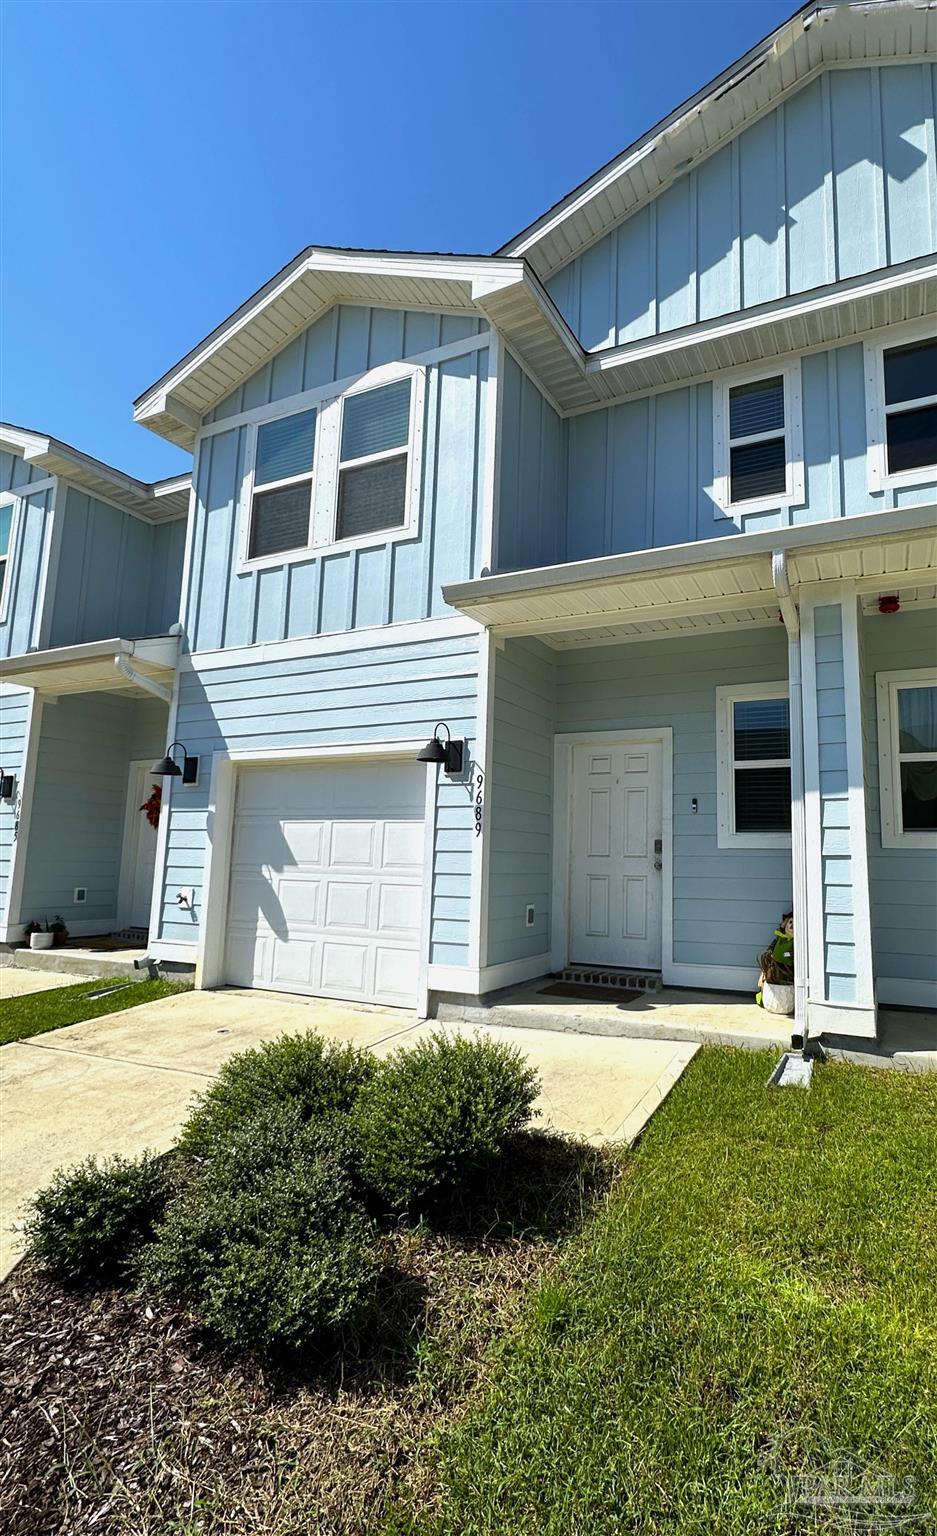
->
[337,378,412,541]
[712,362,804,519]
[716,682,792,849]
[865,325,937,493]
[248,408,317,560]
[238,364,424,572]
[876,668,937,849]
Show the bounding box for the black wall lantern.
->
[0,768,15,801]
[151,740,199,785]
[417,722,464,776]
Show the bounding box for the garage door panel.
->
[329,821,376,867]
[225,762,425,1007]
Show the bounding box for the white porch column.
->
[800,588,877,1040]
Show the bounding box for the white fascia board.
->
[0,633,178,684]
[0,424,191,521]
[587,255,937,380]
[443,503,937,613]
[133,250,525,425]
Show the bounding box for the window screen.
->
[896,683,937,832]
[249,482,311,560]
[727,376,787,503]
[248,408,316,561]
[336,378,412,542]
[732,696,792,834]
[882,339,937,476]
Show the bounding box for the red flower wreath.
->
[140,783,162,829]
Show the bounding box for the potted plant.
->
[25,918,54,951]
[757,913,795,1015]
[50,916,69,947]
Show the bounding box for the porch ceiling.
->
[444,506,937,648]
[0,636,177,698]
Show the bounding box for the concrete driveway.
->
[0,987,698,1278]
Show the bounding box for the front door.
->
[569,741,663,970]
[121,762,159,931]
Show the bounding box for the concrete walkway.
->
[0,987,698,1279]
[0,968,90,998]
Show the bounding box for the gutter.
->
[114,654,172,705]
[772,550,809,1051]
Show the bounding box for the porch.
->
[0,638,176,949]
[445,508,937,1044]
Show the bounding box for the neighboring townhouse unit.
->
[5,0,935,1048]
[0,427,189,943]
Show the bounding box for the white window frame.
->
[237,361,425,574]
[712,360,804,519]
[864,319,937,493]
[716,681,792,850]
[876,667,937,851]
[0,491,22,625]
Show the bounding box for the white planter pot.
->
[762,980,794,1016]
[29,932,54,950]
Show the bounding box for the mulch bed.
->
[0,1135,609,1536]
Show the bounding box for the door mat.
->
[538,982,642,1004]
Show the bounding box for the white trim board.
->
[183,613,482,672]
[864,317,937,494]
[712,359,805,519]
[715,680,792,850]
[875,665,937,851]
[0,691,43,943]
[551,728,674,981]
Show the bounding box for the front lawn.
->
[396,1050,937,1534]
[0,977,191,1046]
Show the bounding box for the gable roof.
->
[0,424,191,522]
[498,0,936,279]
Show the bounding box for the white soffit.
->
[499,1,937,279]
[443,508,937,647]
[0,636,178,697]
[0,425,190,521]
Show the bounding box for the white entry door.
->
[225,760,425,1008]
[120,762,160,931]
[569,741,663,970]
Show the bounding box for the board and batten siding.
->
[48,488,186,648]
[862,606,937,999]
[486,639,555,968]
[0,684,32,927]
[156,630,480,968]
[561,342,937,563]
[185,306,489,653]
[0,458,54,660]
[546,64,937,352]
[19,694,167,929]
[496,351,566,573]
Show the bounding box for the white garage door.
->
[225,760,425,1007]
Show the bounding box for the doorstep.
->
[1,943,151,980]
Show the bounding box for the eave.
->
[443,505,937,649]
[499,0,936,281]
[0,635,179,699]
[0,425,191,522]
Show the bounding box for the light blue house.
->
[2,0,935,1045]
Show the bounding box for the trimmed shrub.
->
[177,1030,378,1159]
[352,1031,539,1210]
[144,1104,378,1354]
[25,1153,169,1286]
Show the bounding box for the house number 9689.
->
[474,772,484,837]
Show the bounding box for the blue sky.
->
[1,0,796,480]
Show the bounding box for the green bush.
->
[144,1104,378,1354]
[177,1030,378,1159]
[352,1031,540,1210]
[25,1153,169,1286]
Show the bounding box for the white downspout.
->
[772,550,809,1048]
[114,654,173,705]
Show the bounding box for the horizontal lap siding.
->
[486,640,555,968]
[812,605,856,1004]
[862,607,937,989]
[553,628,792,972]
[0,685,32,926]
[20,695,167,928]
[158,633,480,966]
[546,65,937,351]
[188,307,488,652]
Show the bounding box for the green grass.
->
[0,977,191,1046]
[389,1049,937,1535]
